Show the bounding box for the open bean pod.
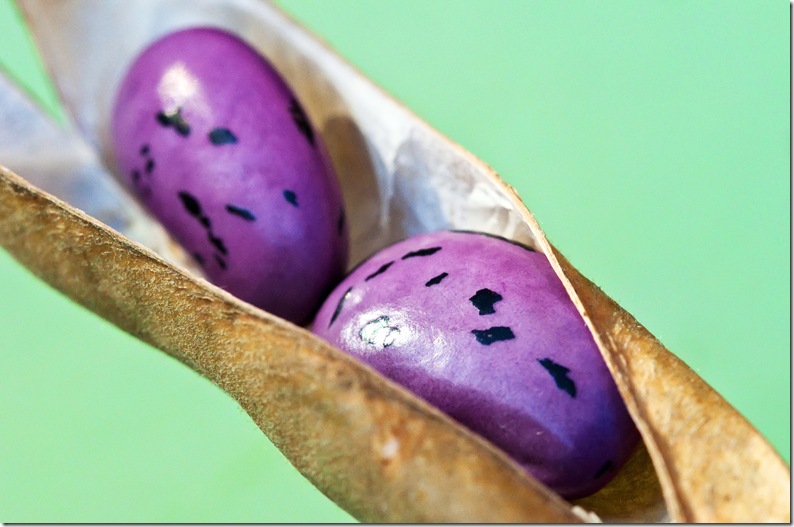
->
[0,0,788,522]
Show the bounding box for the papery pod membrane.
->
[1,0,788,522]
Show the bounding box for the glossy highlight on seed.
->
[111,27,348,324]
[312,231,640,498]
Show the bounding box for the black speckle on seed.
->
[538,358,577,398]
[365,261,394,282]
[329,286,352,328]
[145,158,155,173]
[469,288,503,316]
[288,97,315,146]
[131,170,140,182]
[472,326,515,345]
[209,234,228,256]
[337,209,346,234]
[209,127,238,145]
[139,144,150,156]
[283,189,298,207]
[178,191,203,218]
[156,107,191,136]
[192,252,206,268]
[402,246,442,260]
[200,216,211,228]
[214,254,227,270]
[360,315,400,348]
[175,121,190,136]
[594,460,614,479]
[225,204,256,221]
[425,272,448,287]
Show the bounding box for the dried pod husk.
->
[0,0,788,522]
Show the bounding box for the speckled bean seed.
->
[312,230,640,498]
[112,27,348,324]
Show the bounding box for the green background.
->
[0,0,788,522]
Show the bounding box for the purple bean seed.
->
[112,28,348,324]
[312,231,640,498]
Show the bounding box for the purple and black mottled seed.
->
[156,107,191,136]
[209,127,238,145]
[139,144,150,156]
[288,97,315,146]
[209,233,228,255]
[365,261,394,282]
[214,254,227,270]
[145,158,155,173]
[538,358,576,398]
[329,286,353,328]
[283,189,298,207]
[225,204,256,221]
[425,272,449,287]
[469,288,503,315]
[594,460,614,479]
[359,315,400,348]
[178,191,203,218]
[472,326,515,345]
[402,246,442,260]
